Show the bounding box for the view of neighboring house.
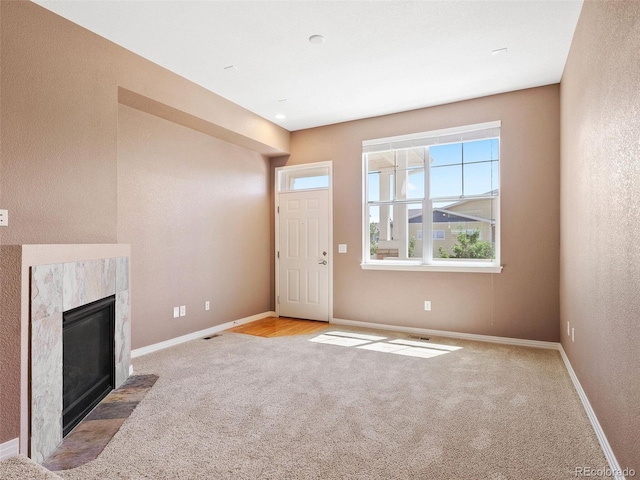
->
[410,197,495,259]
[372,196,495,260]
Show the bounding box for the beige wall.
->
[0,1,286,443]
[117,105,272,348]
[278,85,561,341]
[0,1,287,246]
[560,0,640,471]
[0,247,22,445]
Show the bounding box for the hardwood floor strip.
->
[227,317,329,337]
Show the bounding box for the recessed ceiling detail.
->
[33,1,584,131]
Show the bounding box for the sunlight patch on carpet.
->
[389,339,462,352]
[309,331,462,359]
[308,334,372,347]
[323,331,387,341]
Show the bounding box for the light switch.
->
[338,244,347,253]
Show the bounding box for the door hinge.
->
[277,251,280,259]
[277,206,280,213]
[277,296,280,305]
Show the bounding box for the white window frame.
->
[361,121,503,273]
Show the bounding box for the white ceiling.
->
[33,0,583,132]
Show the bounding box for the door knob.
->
[319,260,328,265]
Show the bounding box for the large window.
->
[362,121,502,273]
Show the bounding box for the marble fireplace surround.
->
[9,244,131,461]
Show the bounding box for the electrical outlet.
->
[0,209,8,227]
[424,301,431,311]
[205,301,210,311]
[173,307,180,319]
[571,327,575,343]
[180,305,186,317]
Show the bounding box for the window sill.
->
[360,262,503,273]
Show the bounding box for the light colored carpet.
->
[6,327,609,479]
[0,455,63,479]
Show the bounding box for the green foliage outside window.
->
[438,228,494,259]
[370,223,379,256]
[408,236,416,258]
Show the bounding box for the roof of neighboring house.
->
[408,208,494,224]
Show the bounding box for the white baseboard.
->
[0,438,19,461]
[131,311,275,359]
[559,346,625,480]
[330,317,560,350]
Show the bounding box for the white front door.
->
[277,189,329,321]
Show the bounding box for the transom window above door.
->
[278,165,330,192]
[362,121,502,273]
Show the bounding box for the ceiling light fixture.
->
[309,34,325,45]
[492,47,508,56]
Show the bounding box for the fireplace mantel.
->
[1,244,131,461]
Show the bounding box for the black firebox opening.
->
[62,295,115,437]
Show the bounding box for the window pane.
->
[396,166,424,200]
[463,162,495,196]
[368,172,380,201]
[367,152,393,170]
[368,205,393,260]
[369,203,421,260]
[463,139,499,163]
[368,207,381,260]
[431,164,462,198]
[407,204,423,259]
[430,143,461,167]
[279,166,330,191]
[367,153,394,201]
[433,198,496,260]
[292,175,329,190]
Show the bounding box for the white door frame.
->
[275,161,333,321]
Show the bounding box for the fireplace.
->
[24,250,131,463]
[62,296,116,436]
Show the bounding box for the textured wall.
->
[117,105,272,349]
[560,0,640,471]
[280,86,561,341]
[0,247,22,444]
[0,1,287,246]
[0,2,285,444]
